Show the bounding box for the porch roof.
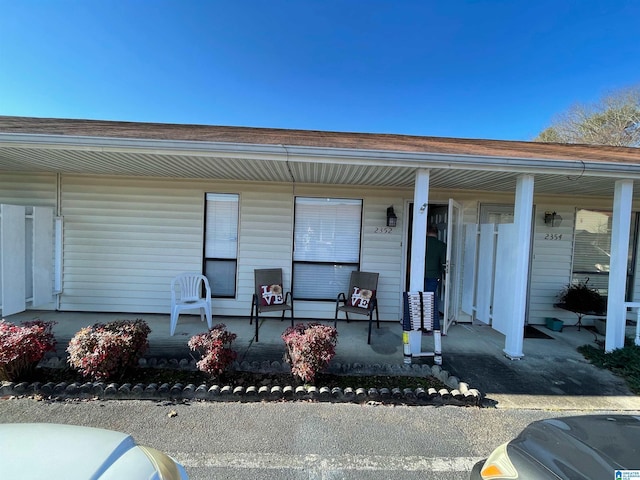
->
[1,116,640,197]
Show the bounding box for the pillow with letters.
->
[259,284,284,306]
[349,286,375,308]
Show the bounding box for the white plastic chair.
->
[170,273,213,336]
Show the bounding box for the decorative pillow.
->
[259,284,285,306]
[349,286,376,308]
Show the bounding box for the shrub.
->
[67,319,151,381]
[0,319,57,382]
[282,323,338,383]
[188,324,237,377]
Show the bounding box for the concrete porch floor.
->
[5,310,640,410]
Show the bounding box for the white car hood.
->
[0,423,159,480]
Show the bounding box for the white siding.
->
[60,175,205,313]
[8,170,638,330]
[58,176,409,319]
[62,177,298,317]
[0,172,57,207]
[528,206,575,324]
[235,185,294,317]
[360,194,404,320]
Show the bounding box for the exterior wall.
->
[528,204,575,325]
[527,195,640,325]
[277,184,407,320]
[2,170,638,329]
[60,175,205,313]
[236,185,293,317]
[0,172,57,207]
[58,175,410,320]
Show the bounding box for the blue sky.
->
[1,1,639,141]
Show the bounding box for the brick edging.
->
[1,356,483,407]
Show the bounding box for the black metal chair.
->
[249,268,293,342]
[335,271,380,344]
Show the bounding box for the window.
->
[479,204,514,224]
[293,197,362,300]
[572,209,638,298]
[203,193,239,297]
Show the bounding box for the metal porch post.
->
[606,179,634,353]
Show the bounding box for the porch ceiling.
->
[0,142,634,197]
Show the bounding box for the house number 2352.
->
[544,233,563,240]
[375,227,393,234]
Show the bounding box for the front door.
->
[405,200,462,334]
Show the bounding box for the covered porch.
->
[2,117,640,361]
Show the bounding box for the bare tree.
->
[534,85,640,147]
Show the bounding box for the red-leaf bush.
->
[0,319,57,381]
[67,319,151,381]
[188,324,237,377]
[282,323,338,383]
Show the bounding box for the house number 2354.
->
[544,233,563,240]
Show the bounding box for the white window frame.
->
[292,197,362,300]
[571,208,638,299]
[203,193,239,298]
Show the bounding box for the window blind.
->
[205,193,239,259]
[293,197,361,263]
[293,197,362,300]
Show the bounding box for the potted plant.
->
[556,278,606,331]
[558,278,606,315]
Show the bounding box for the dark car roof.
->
[513,415,640,477]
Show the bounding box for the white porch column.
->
[409,169,430,291]
[408,169,430,354]
[504,174,534,359]
[605,179,634,352]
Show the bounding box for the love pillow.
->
[349,286,375,308]
[260,284,285,306]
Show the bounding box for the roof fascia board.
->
[286,148,640,178]
[1,132,640,178]
[0,133,286,161]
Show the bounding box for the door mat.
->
[524,325,554,339]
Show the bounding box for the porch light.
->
[544,211,562,227]
[386,206,398,227]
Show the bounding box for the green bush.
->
[67,319,151,381]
